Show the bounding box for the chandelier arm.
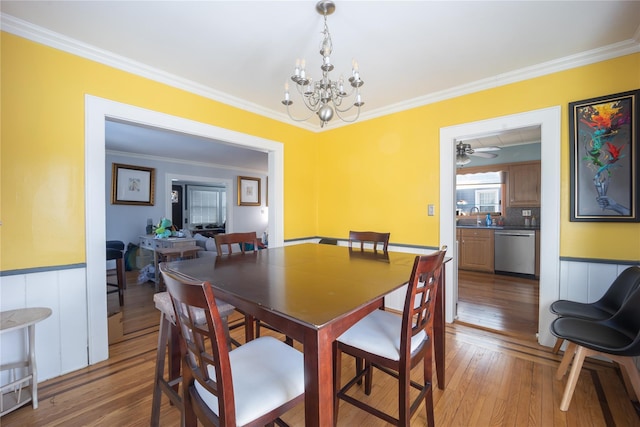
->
[334,102,358,113]
[285,103,321,122]
[333,105,362,123]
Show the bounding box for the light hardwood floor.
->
[2,270,639,426]
[457,270,540,340]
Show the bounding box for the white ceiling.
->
[2,1,638,165]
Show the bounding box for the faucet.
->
[470,206,481,225]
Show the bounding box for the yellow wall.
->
[2,31,639,271]
[1,33,317,270]
[317,54,640,261]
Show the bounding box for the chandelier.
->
[282,0,364,128]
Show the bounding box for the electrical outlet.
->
[522,209,531,216]
[428,204,435,216]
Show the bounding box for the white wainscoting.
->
[558,260,638,305]
[1,267,89,384]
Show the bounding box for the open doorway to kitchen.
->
[455,130,541,340]
[439,107,561,348]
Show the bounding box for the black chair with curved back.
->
[549,266,640,353]
[551,284,640,411]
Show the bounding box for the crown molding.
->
[3,13,639,133]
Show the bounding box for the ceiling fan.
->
[455,141,500,166]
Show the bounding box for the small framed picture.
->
[111,163,155,206]
[237,176,261,206]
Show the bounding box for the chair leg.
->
[116,257,125,306]
[398,367,411,427]
[555,341,577,380]
[552,337,564,354]
[612,355,640,402]
[151,312,171,427]
[333,342,342,426]
[559,345,589,411]
[364,361,373,395]
[423,349,435,427]
[355,356,363,386]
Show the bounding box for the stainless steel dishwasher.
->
[494,229,536,276]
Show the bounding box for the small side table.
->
[155,246,202,291]
[0,307,52,416]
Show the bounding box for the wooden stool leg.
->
[150,313,183,426]
[615,356,640,402]
[151,312,170,426]
[168,322,181,395]
[556,341,576,380]
[115,257,125,306]
[28,324,39,409]
[552,338,564,354]
[559,345,589,411]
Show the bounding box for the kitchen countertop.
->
[456,224,540,230]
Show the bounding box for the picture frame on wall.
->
[111,163,155,206]
[569,89,639,222]
[238,176,261,206]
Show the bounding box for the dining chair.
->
[333,246,447,427]
[160,266,305,427]
[214,231,261,255]
[551,285,640,411]
[549,266,640,354]
[106,240,126,306]
[348,231,390,252]
[214,232,293,345]
[150,287,236,427]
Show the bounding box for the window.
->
[187,185,226,226]
[475,188,500,212]
[456,171,503,214]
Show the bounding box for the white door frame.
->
[439,106,561,346]
[85,95,284,363]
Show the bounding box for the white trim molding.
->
[86,95,284,363]
[440,106,561,347]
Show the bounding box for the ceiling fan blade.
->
[470,152,498,159]
[473,146,501,152]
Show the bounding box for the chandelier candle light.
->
[282,0,364,127]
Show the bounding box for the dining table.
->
[163,243,447,427]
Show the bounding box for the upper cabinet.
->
[507,161,541,207]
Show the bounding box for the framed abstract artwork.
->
[111,163,155,206]
[569,89,639,222]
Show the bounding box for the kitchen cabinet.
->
[458,228,494,273]
[508,161,540,207]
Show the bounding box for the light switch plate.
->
[428,204,435,216]
[522,209,531,216]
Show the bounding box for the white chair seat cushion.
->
[337,309,426,361]
[194,336,305,426]
[153,291,235,323]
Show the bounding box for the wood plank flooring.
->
[2,270,639,426]
[457,270,539,340]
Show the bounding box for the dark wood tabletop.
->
[164,243,446,427]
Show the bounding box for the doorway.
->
[439,106,561,348]
[85,95,284,364]
[455,132,541,339]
